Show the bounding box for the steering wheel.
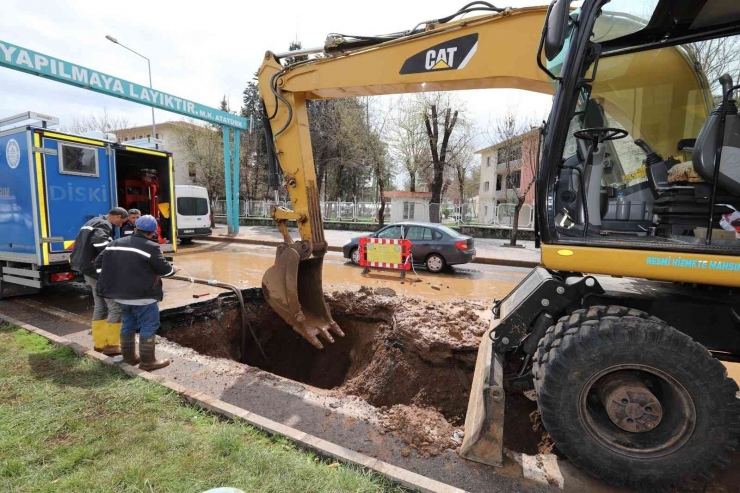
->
[573,127,628,144]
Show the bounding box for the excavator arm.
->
[257,5,553,349]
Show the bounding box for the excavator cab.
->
[258,0,740,489]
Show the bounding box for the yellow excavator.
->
[258,0,740,489]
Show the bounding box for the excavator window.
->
[553,18,740,249]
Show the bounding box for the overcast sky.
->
[0,0,553,150]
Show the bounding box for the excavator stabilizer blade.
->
[459,324,505,467]
[262,248,343,349]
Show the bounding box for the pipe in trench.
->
[170,275,268,363]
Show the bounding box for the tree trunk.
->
[376,162,386,227]
[510,199,524,247]
[408,168,416,192]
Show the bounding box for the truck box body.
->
[0,125,177,293]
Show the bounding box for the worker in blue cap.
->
[94,215,179,370]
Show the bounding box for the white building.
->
[382,191,432,223]
[116,121,199,186]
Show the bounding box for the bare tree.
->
[171,120,224,201]
[388,96,431,192]
[65,108,130,135]
[487,107,540,246]
[361,96,394,226]
[447,121,477,206]
[418,93,475,222]
[687,35,740,95]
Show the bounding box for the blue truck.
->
[0,112,177,297]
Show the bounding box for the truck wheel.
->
[533,305,740,490]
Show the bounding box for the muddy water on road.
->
[172,242,523,303]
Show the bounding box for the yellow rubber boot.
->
[102,322,122,355]
[92,320,107,351]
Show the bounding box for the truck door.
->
[38,132,114,256]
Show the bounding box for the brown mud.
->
[159,286,549,457]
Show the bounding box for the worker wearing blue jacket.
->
[94,215,179,370]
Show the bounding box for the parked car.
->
[342,222,475,273]
[175,185,212,244]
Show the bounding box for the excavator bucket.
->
[261,247,344,349]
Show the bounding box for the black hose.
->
[171,275,268,363]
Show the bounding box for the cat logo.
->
[400,34,478,75]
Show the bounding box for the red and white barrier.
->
[358,237,412,272]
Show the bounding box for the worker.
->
[121,208,141,236]
[94,215,180,370]
[70,207,129,355]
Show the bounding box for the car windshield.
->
[435,225,462,238]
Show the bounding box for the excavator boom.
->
[257,5,552,348]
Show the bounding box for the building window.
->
[509,170,521,189]
[403,201,415,220]
[497,142,522,163]
[484,205,489,216]
[496,175,504,191]
[138,135,143,139]
[486,156,491,167]
[155,133,160,139]
[484,181,490,192]
[188,162,197,178]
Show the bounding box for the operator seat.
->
[692,74,740,196]
[645,74,740,235]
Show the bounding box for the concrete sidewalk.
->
[206,225,540,268]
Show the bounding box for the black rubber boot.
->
[121,333,140,365]
[138,336,170,371]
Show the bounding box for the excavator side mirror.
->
[545,0,571,62]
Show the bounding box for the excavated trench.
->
[159,286,548,455]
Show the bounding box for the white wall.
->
[390,198,430,223]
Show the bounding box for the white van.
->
[175,185,212,244]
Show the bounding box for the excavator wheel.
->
[533,305,740,491]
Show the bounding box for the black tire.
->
[425,253,446,273]
[180,238,194,245]
[533,305,740,491]
[350,247,360,265]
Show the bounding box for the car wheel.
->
[350,247,360,265]
[425,253,445,273]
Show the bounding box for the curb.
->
[202,235,540,269]
[0,311,466,493]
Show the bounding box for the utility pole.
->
[106,35,156,142]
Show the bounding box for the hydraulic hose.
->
[171,275,268,363]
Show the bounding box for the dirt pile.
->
[379,404,458,457]
[327,286,487,424]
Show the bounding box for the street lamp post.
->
[105,35,156,142]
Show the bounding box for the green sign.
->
[0,40,248,130]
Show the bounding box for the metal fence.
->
[213,199,534,230]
